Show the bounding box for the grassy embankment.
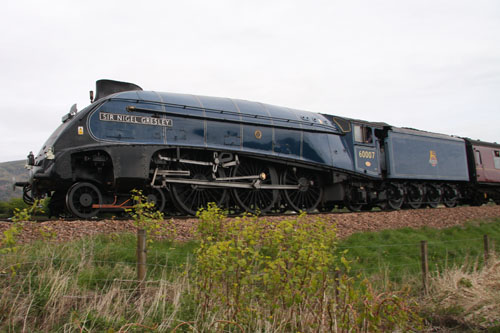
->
[1,213,499,331]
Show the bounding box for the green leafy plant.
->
[194,205,422,331]
[126,189,172,240]
[11,199,44,222]
[0,222,22,254]
[195,202,228,242]
[0,222,23,276]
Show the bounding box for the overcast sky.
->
[1,0,499,163]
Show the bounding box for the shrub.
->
[194,205,422,331]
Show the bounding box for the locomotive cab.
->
[351,123,381,177]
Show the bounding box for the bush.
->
[194,205,423,332]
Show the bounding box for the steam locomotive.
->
[15,80,500,218]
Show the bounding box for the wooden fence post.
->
[137,228,147,293]
[421,240,428,295]
[334,269,340,304]
[484,234,490,265]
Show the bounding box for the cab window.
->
[353,125,373,144]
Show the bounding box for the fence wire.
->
[1,236,497,289]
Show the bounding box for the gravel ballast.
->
[1,205,500,244]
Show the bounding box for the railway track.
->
[1,205,500,245]
[0,205,411,223]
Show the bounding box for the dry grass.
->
[0,241,193,332]
[1,270,191,332]
[422,255,500,330]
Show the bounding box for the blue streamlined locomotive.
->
[15,80,500,218]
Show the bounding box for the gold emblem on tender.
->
[254,130,262,139]
[429,150,438,167]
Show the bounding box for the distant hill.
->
[0,160,27,201]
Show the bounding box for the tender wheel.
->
[386,184,404,210]
[170,156,228,216]
[425,184,441,208]
[66,182,102,219]
[442,185,458,208]
[345,186,363,212]
[282,167,323,213]
[145,187,166,212]
[232,159,278,214]
[405,184,423,209]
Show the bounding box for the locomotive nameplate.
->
[99,112,172,127]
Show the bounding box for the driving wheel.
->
[170,155,228,215]
[282,167,323,213]
[232,159,278,214]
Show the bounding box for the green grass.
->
[2,216,499,331]
[1,233,197,292]
[338,218,500,285]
